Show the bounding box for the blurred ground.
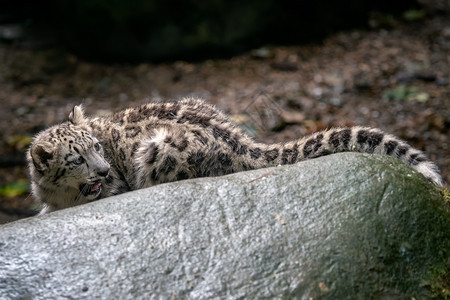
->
[0,3,449,223]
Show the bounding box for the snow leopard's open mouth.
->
[79,182,102,197]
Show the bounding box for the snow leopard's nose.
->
[96,166,110,177]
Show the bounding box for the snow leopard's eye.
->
[94,143,101,152]
[74,156,85,165]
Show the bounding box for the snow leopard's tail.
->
[256,126,442,187]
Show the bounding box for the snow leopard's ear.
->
[29,141,55,172]
[69,105,87,125]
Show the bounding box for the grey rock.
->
[0,153,448,299]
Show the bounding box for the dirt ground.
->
[0,4,449,223]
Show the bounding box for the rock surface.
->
[0,153,448,299]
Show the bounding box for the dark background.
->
[2,0,422,61]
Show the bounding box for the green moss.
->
[422,266,450,299]
[423,189,450,299]
[441,189,450,204]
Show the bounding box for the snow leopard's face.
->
[28,122,110,204]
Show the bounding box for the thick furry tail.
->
[268,126,443,187]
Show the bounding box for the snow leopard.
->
[27,98,443,214]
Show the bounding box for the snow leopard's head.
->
[27,105,110,213]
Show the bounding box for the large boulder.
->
[0,153,448,299]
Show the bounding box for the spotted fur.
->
[27,98,443,214]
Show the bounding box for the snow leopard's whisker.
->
[75,185,89,202]
[22,193,34,211]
